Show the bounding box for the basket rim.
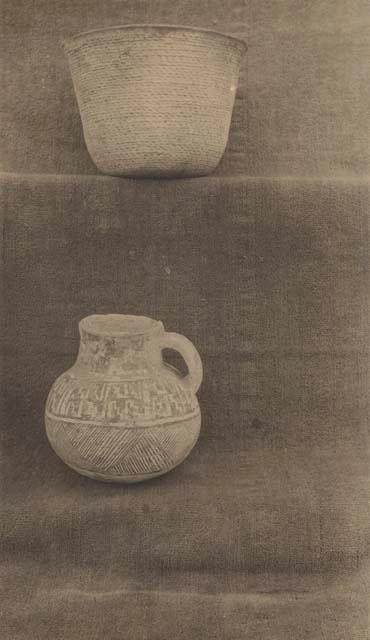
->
[63,23,247,51]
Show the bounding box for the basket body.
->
[64,25,246,177]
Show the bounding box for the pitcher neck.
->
[75,314,164,376]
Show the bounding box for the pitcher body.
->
[45,314,203,483]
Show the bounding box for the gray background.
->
[1,1,370,638]
[2,0,370,176]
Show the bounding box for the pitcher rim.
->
[62,23,247,51]
[79,314,163,337]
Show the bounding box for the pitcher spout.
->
[76,314,164,375]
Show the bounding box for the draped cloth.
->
[1,1,370,638]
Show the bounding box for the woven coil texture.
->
[64,26,246,177]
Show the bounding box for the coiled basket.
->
[63,24,246,178]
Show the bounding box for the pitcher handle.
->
[161,332,203,394]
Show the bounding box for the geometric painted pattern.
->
[46,371,198,425]
[45,320,202,480]
[45,415,200,477]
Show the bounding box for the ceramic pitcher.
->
[45,314,203,483]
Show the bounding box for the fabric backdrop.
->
[1,0,370,176]
[1,1,370,639]
[2,173,370,638]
